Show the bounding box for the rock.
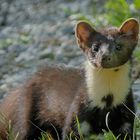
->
[39,47,55,60]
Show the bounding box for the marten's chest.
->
[86,62,131,109]
[78,103,124,136]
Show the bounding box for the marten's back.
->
[0,66,85,140]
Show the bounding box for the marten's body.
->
[0,18,139,140]
[0,66,85,140]
[0,64,135,140]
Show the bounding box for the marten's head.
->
[75,18,139,68]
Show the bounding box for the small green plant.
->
[105,0,131,26]
[0,113,19,140]
[39,132,53,140]
[7,121,19,140]
[134,49,140,62]
[134,0,140,10]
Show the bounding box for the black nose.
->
[102,55,111,62]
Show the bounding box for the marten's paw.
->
[118,122,133,140]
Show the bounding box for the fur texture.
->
[86,61,131,108]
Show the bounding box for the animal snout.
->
[102,55,111,62]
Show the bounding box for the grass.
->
[0,111,140,140]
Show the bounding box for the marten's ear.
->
[75,21,97,52]
[119,18,139,40]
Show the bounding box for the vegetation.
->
[0,112,140,140]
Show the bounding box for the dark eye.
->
[92,43,99,52]
[116,45,121,51]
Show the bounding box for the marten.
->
[0,18,139,140]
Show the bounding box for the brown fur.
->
[0,66,86,139]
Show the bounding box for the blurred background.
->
[0,0,140,112]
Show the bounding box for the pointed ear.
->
[119,18,139,40]
[75,21,96,51]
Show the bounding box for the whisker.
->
[50,123,60,140]
[122,103,140,123]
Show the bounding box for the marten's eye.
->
[116,45,122,51]
[92,43,99,52]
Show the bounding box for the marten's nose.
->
[102,55,111,62]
